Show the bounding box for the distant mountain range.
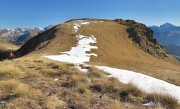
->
[0,25,54,45]
[1,22,180,61]
[150,23,180,46]
[150,23,180,60]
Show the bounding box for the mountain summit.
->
[11,19,176,64]
[1,18,180,108]
[150,23,180,46]
[160,23,175,29]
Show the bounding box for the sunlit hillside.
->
[0,19,180,109]
[14,19,180,85]
[0,39,19,50]
[0,39,20,60]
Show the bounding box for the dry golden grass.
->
[14,20,180,85]
[122,84,143,97]
[0,57,179,109]
[25,22,77,56]
[0,79,29,97]
[77,21,180,86]
[60,65,77,75]
[71,74,84,84]
[90,78,121,93]
[39,68,58,77]
[77,82,88,94]
[0,19,180,109]
[155,103,167,109]
[0,39,19,50]
[101,101,166,109]
[145,94,178,109]
[5,89,44,109]
[32,59,44,63]
[87,66,105,78]
[44,95,67,109]
[106,100,124,109]
[0,64,24,80]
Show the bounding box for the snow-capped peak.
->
[0,26,52,44]
[15,28,30,32]
[44,25,54,30]
[33,27,44,31]
[6,28,13,31]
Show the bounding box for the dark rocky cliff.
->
[115,19,173,61]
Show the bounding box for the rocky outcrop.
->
[115,19,173,61]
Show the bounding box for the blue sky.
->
[0,0,180,29]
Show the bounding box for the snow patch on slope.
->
[96,66,180,103]
[73,20,90,33]
[45,20,100,64]
[44,20,180,103]
[45,34,98,64]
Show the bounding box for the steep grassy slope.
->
[9,19,179,85]
[1,57,178,109]
[0,19,180,109]
[76,19,180,85]
[0,39,19,50]
[15,23,77,57]
[0,39,19,60]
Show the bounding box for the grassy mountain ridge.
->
[1,18,180,84]
[14,22,77,59]
[2,18,179,84]
[0,18,180,108]
[0,39,19,50]
[11,19,176,62]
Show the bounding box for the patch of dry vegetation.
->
[44,95,67,109]
[0,79,29,97]
[78,21,180,86]
[0,57,179,109]
[12,19,180,86]
[0,20,180,109]
[145,94,178,109]
[0,65,23,80]
[0,39,19,50]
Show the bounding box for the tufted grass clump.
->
[0,65,23,80]
[39,68,58,77]
[145,94,178,109]
[90,78,120,93]
[0,79,29,101]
